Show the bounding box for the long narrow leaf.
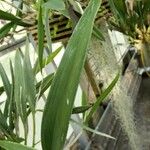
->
[8,61,15,131]
[33,46,62,74]
[0,22,14,39]
[14,51,26,123]
[85,73,119,123]
[14,51,29,142]
[93,25,105,41]
[37,1,45,70]
[72,105,92,114]
[108,0,128,30]
[23,48,36,113]
[0,63,11,118]
[0,10,32,27]
[0,63,11,98]
[0,110,10,138]
[0,86,4,95]
[36,73,54,97]
[41,0,102,149]
[0,140,35,150]
[71,119,116,140]
[44,9,52,53]
[42,0,65,11]
[0,110,17,141]
[82,92,88,118]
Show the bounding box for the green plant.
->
[41,0,102,149]
[0,0,119,149]
[0,47,58,148]
[108,0,150,74]
[0,50,119,150]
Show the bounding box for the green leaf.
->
[0,63,11,118]
[14,51,29,142]
[23,47,36,114]
[33,46,62,74]
[0,110,17,141]
[14,51,26,123]
[44,9,52,53]
[43,46,62,65]
[8,61,15,131]
[0,110,10,137]
[37,2,45,70]
[85,73,119,123]
[71,119,116,140]
[0,10,32,27]
[43,0,65,11]
[0,63,11,99]
[82,92,88,118]
[93,25,105,41]
[41,0,102,149]
[68,0,83,14]
[0,22,14,39]
[82,91,88,106]
[59,9,70,18]
[142,0,150,25]
[143,0,150,14]
[72,105,92,114]
[108,0,128,31]
[0,86,4,95]
[36,73,54,97]
[0,140,35,150]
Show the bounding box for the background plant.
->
[108,0,150,73]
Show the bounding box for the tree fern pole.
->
[67,1,101,100]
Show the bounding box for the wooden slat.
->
[27,0,111,43]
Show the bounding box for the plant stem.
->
[24,123,28,145]
[32,114,36,147]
